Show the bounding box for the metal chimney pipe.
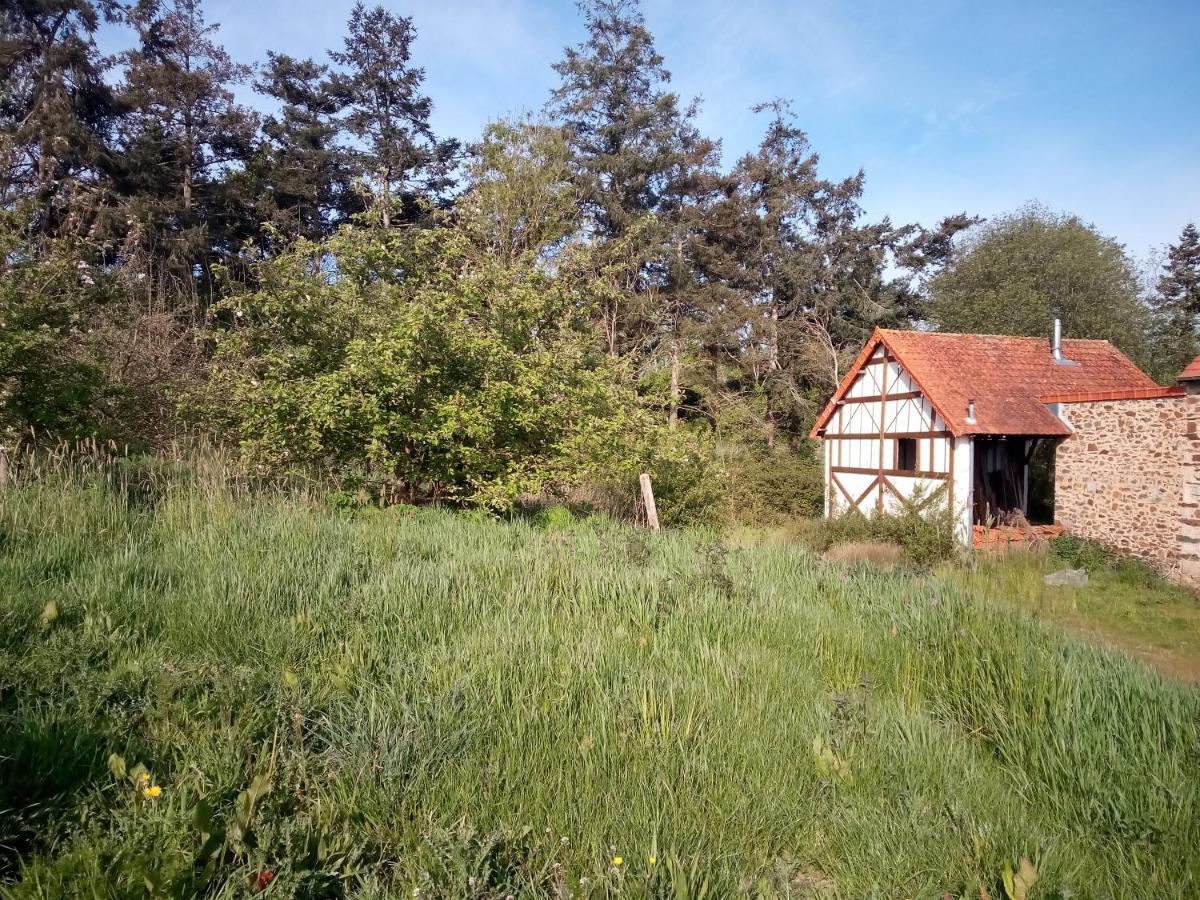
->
[1052,318,1063,361]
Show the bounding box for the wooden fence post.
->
[639,472,660,532]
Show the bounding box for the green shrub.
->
[598,424,729,528]
[1050,533,1116,571]
[816,489,959,568]
[726,441,824,524]
[648,451,726,528]
[208,175,652,513]
[533,504,574,531]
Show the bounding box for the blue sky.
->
[104,0,1200,261]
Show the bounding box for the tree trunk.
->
[668,332,681,429]
[605,300,618,356]
[765,301,780,447]
[768,301,780,371]
[380,167,391,228]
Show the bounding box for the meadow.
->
[2,469,1199,898]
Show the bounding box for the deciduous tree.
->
[209,130,648,507]
[927,204,1150,365]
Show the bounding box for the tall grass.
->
[1,465,1198,898]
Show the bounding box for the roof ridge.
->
[879,327,1114,345]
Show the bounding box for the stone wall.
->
[1178,392,1200,584]
[1054,394,1196,582]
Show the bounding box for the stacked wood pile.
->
[972,524,1065,553]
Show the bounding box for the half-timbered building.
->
[809,325,1158,542]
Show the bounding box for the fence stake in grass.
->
[640,472,660,531]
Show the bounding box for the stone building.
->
[811,323,1200,586]
[1051,364,1200,585]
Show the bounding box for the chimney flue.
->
[1052,318,1063,362]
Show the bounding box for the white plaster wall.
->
[952,435,974,543]
[819,345,960,526]
[823,438,831,517]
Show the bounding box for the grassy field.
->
[939,551,1200,685]
[2,473,1200,898]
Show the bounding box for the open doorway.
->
[972,437,1055,525]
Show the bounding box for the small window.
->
[896,437,918,472]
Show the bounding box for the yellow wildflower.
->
[137,772,150,785]
[143,784,162,799]
[612,856,623,867]
[648,855,656,866]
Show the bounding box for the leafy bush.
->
[205,125,667,513]
[208,215,649,512]
[816,490,959,568]
[533,504,574,531]
[644,428,728,528]
[1050,533,1117,572]
[0,211,199,451]
[0,215,120,445]
[726,441,824,524]
[559,425,729,528]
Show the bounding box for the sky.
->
[101,0,1200,262]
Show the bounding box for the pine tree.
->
[245,52,359,248]
[1153,223,1200,378]
[0,0,123,236]
[546,0,699,239]
[708,102,909,440]
[327,4,458,228]
[547,0,722,430]
[115,0,258,294]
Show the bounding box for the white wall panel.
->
[887,363,915,394]
[819,343,969,543]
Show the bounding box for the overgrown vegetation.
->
[1,470,1198,897]
[11,0,1195,522]
[812,491,961,568]
[1049,533,1167,588]
[935,536,1200,685]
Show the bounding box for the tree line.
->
[3,0,1198,517]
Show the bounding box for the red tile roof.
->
[811,329,1157,438]
[1178,355,1200,382]
[1042,386,1184,403]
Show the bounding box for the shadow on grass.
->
[0,713,111,880]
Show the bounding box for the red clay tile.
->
[811,329,1156,438]
[1043,386,1184,403]
[1178,356,1200,382]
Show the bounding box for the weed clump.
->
[1051,533,1166,588]
[814,496,960,568]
